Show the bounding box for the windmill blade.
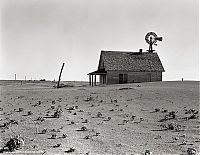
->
[155,37,162,41]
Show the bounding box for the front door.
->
[119,74,123,84]
[119,74,128,84]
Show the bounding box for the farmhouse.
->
[88,50,165,85]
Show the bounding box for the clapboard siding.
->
[107,71,162,84]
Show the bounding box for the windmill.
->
[145,32,162,53]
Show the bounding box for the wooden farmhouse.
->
[88,50,165,85]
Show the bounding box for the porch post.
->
[94,74,96,86]
[91,75,93,86]
[89,74,91,86]
[99,75,101,85]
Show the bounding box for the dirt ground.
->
[0,80,199,155]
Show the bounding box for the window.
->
[124,74,128,83]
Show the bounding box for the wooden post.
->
[99,75,101,85]
[94,74,96,86]
[57,63,65,88]
[15,74,16,80]
[89,75,91,86]
[91,75,93,86]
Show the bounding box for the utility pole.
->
[57,63,65,88]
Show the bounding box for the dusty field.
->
[0,80,199,155]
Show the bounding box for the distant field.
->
[0,80,90,87]
[0,81,199,154]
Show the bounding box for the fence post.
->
[57,63,65,88]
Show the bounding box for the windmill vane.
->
[145,32,162,53]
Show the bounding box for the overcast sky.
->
[0,0,199,81]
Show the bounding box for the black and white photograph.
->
[0,0,199,154]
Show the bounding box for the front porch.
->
[88,69,107,86]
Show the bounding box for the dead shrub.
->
[53,108,63,118]
[160,122,182,131]
[2,136,24,152]
[65,147,75,153]
[187,148,196,155]
[18,108,24,112]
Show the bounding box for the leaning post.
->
[57,63,65,88]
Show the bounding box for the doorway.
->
[119,74,128,84]
[119,74,123,84]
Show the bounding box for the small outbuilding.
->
[88,50,165,85]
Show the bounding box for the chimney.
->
[139,49,143,54]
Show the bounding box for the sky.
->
[0,0,199,81]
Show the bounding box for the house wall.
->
[106,71,162,84]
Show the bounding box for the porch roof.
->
[88,69,107,75]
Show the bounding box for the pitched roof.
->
[98,50,165,72]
